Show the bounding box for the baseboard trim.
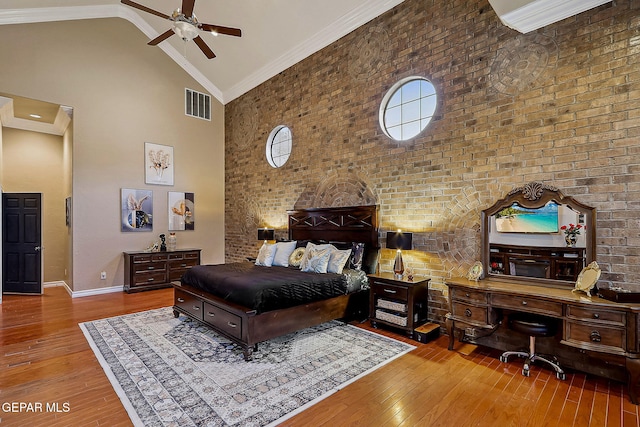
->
[43,281,124,298]
[71,285,125,298]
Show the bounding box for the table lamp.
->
[386,230,412,279]
[257,228,275,243]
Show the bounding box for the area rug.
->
[80,307,414,426]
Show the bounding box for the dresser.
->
[369,273,430,338]
[445,276,640,404]
[123,249,201,292]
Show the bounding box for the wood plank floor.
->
[1,286,639,426]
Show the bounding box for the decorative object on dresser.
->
[446,182,640,405]
[467,261,483,281]
[572,261,601,296]
[124,248,200,292]
[369,272,430,338]
[173,205,379,360]
[386,230,412,279]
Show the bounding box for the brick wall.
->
[225,0,640,325]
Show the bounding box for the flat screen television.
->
[495,202,559,233]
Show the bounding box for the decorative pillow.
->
[299,242,333,270]
[301,247,332,273]
[272,241,297,267]
[255,242,276,267]
[350,242,365,270]
[289,247,306,267]
[327,248,352,274]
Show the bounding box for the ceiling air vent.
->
[185,88,211,121]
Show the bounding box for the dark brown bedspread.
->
[180,262,350,313]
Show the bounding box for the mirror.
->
[481,182,596,287]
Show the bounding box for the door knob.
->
[34,246,42,252]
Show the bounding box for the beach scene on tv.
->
[495,202,559,233]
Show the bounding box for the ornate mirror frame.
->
[481,182,597,287]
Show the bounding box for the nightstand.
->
[368,273,430,338]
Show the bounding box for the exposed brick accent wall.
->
[225,0,640,325]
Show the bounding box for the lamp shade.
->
[257,228,275,241]
[386,231,412,250]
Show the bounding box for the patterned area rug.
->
[80,307,414,426]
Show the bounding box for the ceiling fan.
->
[121,0,242,59]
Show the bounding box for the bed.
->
[172,205,379,360]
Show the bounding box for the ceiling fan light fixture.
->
[173,21,199,42]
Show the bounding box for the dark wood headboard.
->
[287,205,379,248]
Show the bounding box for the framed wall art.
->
[121,188,153,232]
[168,191,195,231]
[145,142,174,186]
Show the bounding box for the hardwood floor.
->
[1,286,638,426]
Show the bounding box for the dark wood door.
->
[2,193,42,294]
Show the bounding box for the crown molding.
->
[0,5,223,103]
[224,0,406,102]
[494,0,612,33]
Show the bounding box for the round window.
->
[266,125,292,168]
[379,77,437,141]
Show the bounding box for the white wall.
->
[0,18,225,292]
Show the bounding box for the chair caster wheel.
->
[557,372,566,380]
[500,355,508,363]
[522,369,530,377]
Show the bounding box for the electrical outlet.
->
[100,271,107,280]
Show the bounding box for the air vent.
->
[185,88,211,121]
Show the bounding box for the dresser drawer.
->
[450,288,487,304]
[566,305,626,326]
[370,282,408,301]
[169,258,198,271]
[564,320,626,354]
[491,294,562,317]
[132,271,166,286]
[452,302,490,325]
[204,302,242,339]
[175,289,204,321]
[133,261,166,274]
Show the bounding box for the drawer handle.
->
[383,289,397,294]
[148,278,155,282]
[177,298,185,303]
[593,313,600,319]
[590,331,602,343]
[465,293,470,298]
[521,301,527,306]
[181,263,187,267]
[464,308,472,317]
[207,312,215,317]
[228,322,237,328]
[147,266,155,270]
[192,305,200,311]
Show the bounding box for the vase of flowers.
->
[561,223,582,247]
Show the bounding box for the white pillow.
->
[299,242,333,271]
[301,247,332,273]
[255,242,276,267]
[272,241,297,267]
[327,248,352,274]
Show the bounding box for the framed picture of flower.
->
[168,191,195,231]
[145,142,174,186]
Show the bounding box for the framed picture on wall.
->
[145,142,174,186]
[168,191,195,231]
[65,197,71,227]
[121,188,153,232]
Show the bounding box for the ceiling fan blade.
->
[181,0,196,17]
[193,36,216,59]
[148,29,175,46]
[121,0,170,20]
[199,24,242,37]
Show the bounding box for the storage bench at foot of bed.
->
[172,281,369,361]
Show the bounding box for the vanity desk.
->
[445,276,640,404]
[447,181,640,403]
